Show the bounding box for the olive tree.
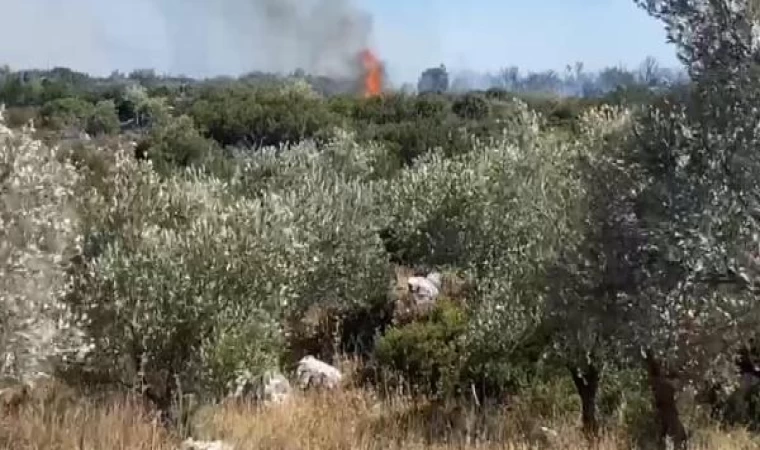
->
[383,100,587,398]
[66,132,390,409]
[617,1,760,446]
[230,131,393,359]
[544,105,643,436]
[0,115,87,383]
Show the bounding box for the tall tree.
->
[417,65,449,94]
[630,0,760,447]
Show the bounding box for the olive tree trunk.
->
[569,363,600,438]
[644,350,687,450]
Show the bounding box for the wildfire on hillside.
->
[360,48,382,97]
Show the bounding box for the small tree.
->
[383,100,587,399]
[546,105,639,437]
[86,100,120,136]
[0,116,86,382]
[141,114,215,173]
[417,65,449,94]
[39,97,93,130]
[66,132,391,408]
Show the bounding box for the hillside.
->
[4,3,760,450]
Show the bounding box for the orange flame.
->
[360,48,382,98]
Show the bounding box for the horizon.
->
[0,0,681,85]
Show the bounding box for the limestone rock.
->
[261,371,291,404]
[407,271,442,305]
[296,355,342,390]
[231,370,291,405]
[180,438,233,450]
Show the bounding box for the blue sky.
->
[364,0,680,82]
[0,0,679,84]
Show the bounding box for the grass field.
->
[2,379,759,450]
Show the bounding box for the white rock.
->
[261,371,291,404]
[296,356,342,390]
[180,438,233,450]
[231,370,291,405]
[407,271,442,305]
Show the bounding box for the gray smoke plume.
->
[155,0,374,78]
[0,0,374,79]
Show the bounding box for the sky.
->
[366,0,680,82]
[0,0,679,85]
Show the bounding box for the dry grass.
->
[2,380,759,450]
[0,382,178,450]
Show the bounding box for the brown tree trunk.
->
[569,363,600,438]
[644,350,688,450]
[730,346,760,425]
[142,367,175,427]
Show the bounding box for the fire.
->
[360,48,382,98]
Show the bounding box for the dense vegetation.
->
[5,2,760,449]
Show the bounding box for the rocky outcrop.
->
[231,370,291,405]
[260,371,292,404]
[407,271,442,305]
[393,268,447,324]
[180,438,233,450]
[296,356,342,390]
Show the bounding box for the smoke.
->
[154,0,374,78]
[0,0,374,79]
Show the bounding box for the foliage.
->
[61,132,391,396]
[65,150,288,395]
[379,99,588,398]
[2,106,39,128]
[140,114,217,174]
[85,100,120,136]
[187,83,339,148]
[374,299,468,398]
[8,13,760,441]
[626,0,760,386]
[545,104,638,372]
[0,117,87,382]
[40,97,94,130]
[452,93,490,120]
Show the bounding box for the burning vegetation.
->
[360,48,382,97]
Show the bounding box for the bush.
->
[374,299,468,398]
[230,134,393,360]
[39,97,94,130]
[188,82,339,148]
[0,117,86,382]
[85,100,120,136]
[60,131,393,399]
[2,106,39,128]
[452,94,490,120]
[380,100,587,399]
[140,114,216,174]
[65,154,288,397]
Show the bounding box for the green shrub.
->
[2,106,39,128]
[85,100,120,136]
[39,97,94,130]
[140,114,216,174]
[0,116,86,381]
[66,153,288,396]
[452,94,490,120]
[374,299,468,398]
[188,82,339,148]
[380,100,587,400]
[231,136,393,357]
[63,132,392,397]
